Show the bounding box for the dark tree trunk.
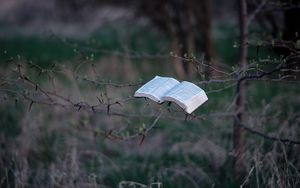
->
[234,0,248,179]
[283,1,300,41]
[200,0,218,78]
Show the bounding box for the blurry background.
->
[0,0,300,187]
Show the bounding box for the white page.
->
[134,76,180,103]
[162,81,208,113]
[163,81,201,101]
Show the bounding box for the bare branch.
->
[248,0,269,26]
[234,115,300,145]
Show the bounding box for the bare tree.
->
[233,0,248,177]
[136,0,219,79]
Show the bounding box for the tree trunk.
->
[163,3,186,79]
[186,2,197,78]
[234,0,248,178]
[200,0,218,78]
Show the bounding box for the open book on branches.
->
[134,76,208,114]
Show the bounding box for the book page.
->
[134,76,180,103]
[184,90,208,114]
[162,81,208,113]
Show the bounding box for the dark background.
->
[0,0,300,187]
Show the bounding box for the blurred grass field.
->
[1,24,300,188]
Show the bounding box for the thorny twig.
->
[1,51,300,143]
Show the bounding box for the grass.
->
[0,24,299,188]
[0,25,168,69]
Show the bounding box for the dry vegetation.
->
[1,0,300,187]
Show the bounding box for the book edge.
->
[161,84,208,114]
[161,95,187,111]
[185,91,208,113]
[134,91,162,103]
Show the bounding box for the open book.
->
[134,76,208,114]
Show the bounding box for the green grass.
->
[0,24,299,188]
[0,26,168,69]
[214,24,278,66]
[0,36,75,67]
